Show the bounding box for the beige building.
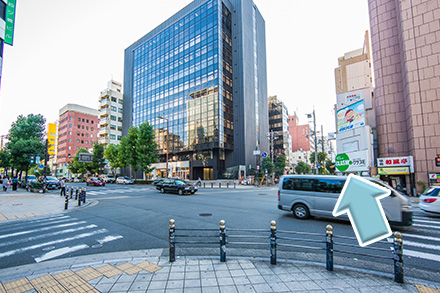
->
[368,0,440,192]
[98,80,123,147]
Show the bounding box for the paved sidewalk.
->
[0,187,438,292]
[0,249,438,293]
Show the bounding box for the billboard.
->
[335,150,369,172]
[47,123,57,156]
[337,100,366,133]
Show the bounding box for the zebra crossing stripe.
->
[34,244,89,263]
[404,249,440,262]
[97,235,123,244]
[403,233,440,242]
[403,240,440,251]
[0,229,107,258]
[0,221,87,240]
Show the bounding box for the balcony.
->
[99,117,110,127]
[99,128,110,136]
[99,108,111,118]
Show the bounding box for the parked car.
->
[419,186,440,214]
[72,177,84,183]
[87,177,105,186]
[43,176,60,190]
[103,175,116,184]
[158,179,198,195]
[116,177,134,184]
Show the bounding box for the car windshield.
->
[27,175,36,180]
[46,177,57,181]
[422,187,440,197]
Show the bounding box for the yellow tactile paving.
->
[52,270,88,291]
[74,267,103,281]
[0,213,6,221]
[135,261,163,273]
[3,278,33,292]
[68,282,100,293]
[38,284,67,293]
[416,284,440,293]
[0,283,6,293]
[29,274,60,291]
[96,264,123,278]
[117,262,143,275]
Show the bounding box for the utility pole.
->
[321,125,324,153]
[313,109,318,175]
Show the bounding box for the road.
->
[0,183,439,282]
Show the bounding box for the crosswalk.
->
[85,186,154,196]
[0,214,123,267]
[392,212,440,264]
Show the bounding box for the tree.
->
[8,114,46,143]
[261,157,274,175]
[274,154,286,177]
[119,122,158,178]
[104,144,123,176]
[0,149,11,175]
[325,159,335,174]
[310,152,327,174]
[295,161,311,174]
[8,139,45,178]
[91,143,106,175]
[68,148,91,176]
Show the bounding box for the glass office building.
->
[124,0,268,179]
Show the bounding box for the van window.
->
[282,177,345,193]
[282,178,314,191]
[314,179,345,193]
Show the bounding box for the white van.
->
[278,175,413,226]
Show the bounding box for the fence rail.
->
[168,219,404,283]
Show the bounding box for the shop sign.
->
[429,173,440,180]
[336,100,366,133]
[378,167,410,175]
[377,156,410,167]
[335,150,369,172]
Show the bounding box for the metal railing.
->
[168,219,404,283]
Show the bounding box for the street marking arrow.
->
[333,174,392,247]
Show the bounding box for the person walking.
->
[2,176,9,192]
[11,177,18,191]
[60,178,66,196]
[197,177,202,187]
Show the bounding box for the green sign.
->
[335,153,352,172]
[5,0,17,46]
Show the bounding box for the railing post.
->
[270,220,277,265]
[220,220,226,262]
[169,219,176,262]
[393,232,404,283]
[64,195,69,210]
[75,187,79,200]
[326,225,334,271]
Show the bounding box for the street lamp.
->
[158,116,169,178]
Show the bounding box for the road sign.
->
[253,150,260,156]
[78,153,93,163]
[261,152,268,158]
[39,164,44,169]
[333,174,391,247]
[35,156,41,164]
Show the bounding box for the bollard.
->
[219,182,221,189]
[393,232,404,283]
[82,188,86,204]
[227,182,229,188]
[270,220,277,265]
[203,182,205,188]
[211,182,213,188]
[326,225,334,271]
[234,182,236,188]
[78,189,82,206]
[220,220,226,262]
[64,195,69,210]
[70,186,73,199]
[75,187,79,200]
[169,219,176,262]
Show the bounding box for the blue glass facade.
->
[124,0,268,179]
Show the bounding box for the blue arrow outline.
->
[332,174,392,247]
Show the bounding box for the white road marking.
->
[413,223,440,229]
[34,244,89,263]
[0,221,87,240]
[405,249,440,262]
[402,233,440,242]
[0,229,107,258]
[403,240,440,251]
[97,235,123,244]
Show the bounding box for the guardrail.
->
[168,219,404,283]
[200,182,236,189]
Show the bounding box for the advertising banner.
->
[335,150,369,172]
[378,167,410,175]
[337,100,366,133]
[5,0,17,45]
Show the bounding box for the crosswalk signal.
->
[30,156,34,164]
[436,156,440,167]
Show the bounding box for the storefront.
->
[377,156,414,196]
[151,161,190,180]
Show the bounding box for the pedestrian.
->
[2,176,9,192]
[197,177,202,187]
[11,177,18,191]
[60,178,66,196]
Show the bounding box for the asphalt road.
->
[1,183,439,282]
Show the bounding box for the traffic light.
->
[30,156,34,164]
[436,156,440,167]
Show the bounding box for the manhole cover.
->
[199,213,212,217]
[42,246,55,252]
[92,244,103,249]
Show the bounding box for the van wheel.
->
[293,204,310,219]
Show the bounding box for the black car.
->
[154,179,166,190]
[158,179,197,195]
[43,176,61,190]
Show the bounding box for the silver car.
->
[116,177,134,184]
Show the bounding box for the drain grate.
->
[199,213,212,217]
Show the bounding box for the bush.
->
[134,179,154,185]
[29,181,44,190]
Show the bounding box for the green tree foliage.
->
[310,152,328,174]
[68,148,91,176]
[6,114,46,176]
[274,154,287,177]
[104,144,123,176]
[119,122,158,178]
[325,159,335,175]
[91,143,106,175]
[261,157,274,175]
[0,149,11,174]
[295,161,311,174]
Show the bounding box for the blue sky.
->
[0,0,370,138]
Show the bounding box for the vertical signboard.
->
[337,100,366,133]
[47,123,57,156]
[5,0,17,45]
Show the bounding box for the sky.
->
[0,0,371,139]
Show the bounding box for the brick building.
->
[56,104,99,178]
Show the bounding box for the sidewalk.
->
[0,189,438,292]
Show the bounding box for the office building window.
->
[111,115,117,121]
[111,97,117,102]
